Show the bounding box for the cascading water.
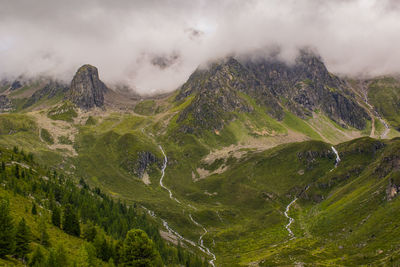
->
[153,145,216,266]
[331,146,340,167]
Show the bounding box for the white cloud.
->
[0,0,399,94]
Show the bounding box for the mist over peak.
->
[1,0,399,94]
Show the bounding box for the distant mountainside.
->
[1,50,400,266]
[176,50,369,136]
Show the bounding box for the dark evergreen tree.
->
[51,206,61,228]
[177,241,184,263]
[113,240,123,266]
[1,161,5,172]
[15,164,20,178]
[39,217,50,247]
[47,244,68,267]
[82,221,97,242]
[31,203,37,215]
[0,198,14,257]
[14,218,30,260]
[123,229,158,266]
[62,204,80,236]
[29,246,45,267]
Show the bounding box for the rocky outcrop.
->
[243,50,369,129]
[0,95,13,113]
[67,64,108,109]
[176,58,281,134]
[136,152,158,178]
[10,80,22,91]
[297,149,335,169]
[386,179,399,201]
[122,151,158,178]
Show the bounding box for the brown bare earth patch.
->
[30,111,78,156]
[159,230,179,245]
[194,165,228,181]
[142,172,151,185]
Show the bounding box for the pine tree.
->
[15,164,20,178]
[29,246,45,267]
[75,243,96,267]
[62,204,80,236]
[39,217,50,247]
[82,221,97,242]
[75,245,90,267]
[0,198,14,257]
[51,206,61,228]
[123,229,158,266]
[47,244,68,267]
[177,240,184,263]
[31,203,37,215]
[14,218,31,260]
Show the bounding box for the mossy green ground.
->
[2,87,400,265]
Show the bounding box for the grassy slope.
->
[1,86,394,265]
[250,137,400,266]
[368,77,400,130]
[0,188,93,267]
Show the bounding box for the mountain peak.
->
[67,64,108,109]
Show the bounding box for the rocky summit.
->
[67,64,108,109]
[175,51,370,136]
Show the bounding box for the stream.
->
[144,145,216,266]
[284,197,298,238]
[284,147,341,238]
[361,84,390,138]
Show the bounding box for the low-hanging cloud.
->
[0,0,400,94]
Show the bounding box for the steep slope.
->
[174,51,370,146]
[368,76,400,131]
[243,50,370,129]
[0,146,207,266]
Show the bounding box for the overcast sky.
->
[0,0,399,94]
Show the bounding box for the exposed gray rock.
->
[176,49,371,135]
[0,95,13,113]
[10,80,22,91]
[387,179,399,201]
[243,49,370,129]
[67,64,108,109]
[136,151,158,178]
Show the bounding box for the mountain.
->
[2,50,400,266]
[66,64,109,109]
[174,51,370,143]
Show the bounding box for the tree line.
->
[0,146,209,266]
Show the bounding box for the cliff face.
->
[244,50,369,129]
[176,50,370,135]
[176,58,257,134]
[67,65,108,109]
